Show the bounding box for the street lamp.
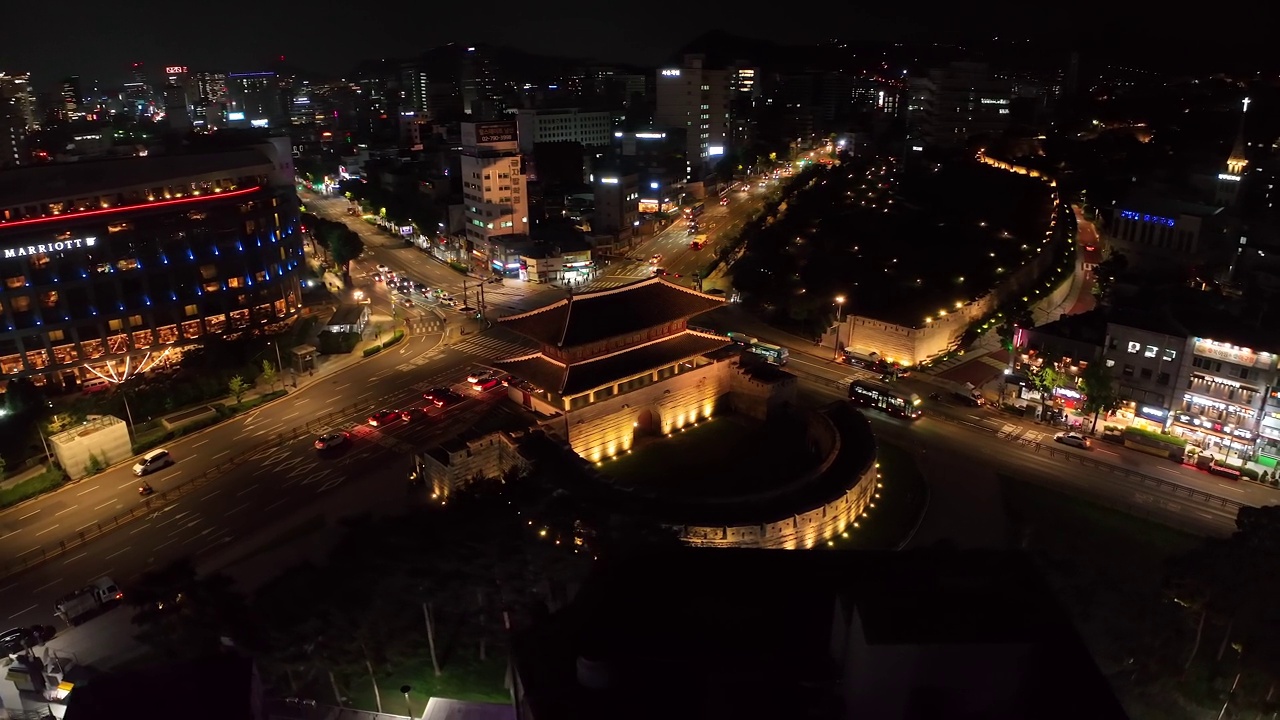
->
[400,685,414,718]
[833,296,846,361]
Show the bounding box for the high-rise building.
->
[460,121,528,255]
[0,71,36,130]
[591,170,640,240]
[60,76,82,119]
[913,62,1014,147]
[655,54,731,177]
[460,46,502,118]
[515,108,613,154]
[226,72,283,127]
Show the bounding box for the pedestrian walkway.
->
[450,332,539,361]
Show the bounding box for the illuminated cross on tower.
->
[1243,97,1251,113]
[1225,97,1250,177]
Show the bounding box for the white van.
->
[132,449,174,477]
[81,377,111,394]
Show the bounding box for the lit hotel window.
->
[107,222,133,233]
[5,275,25,289]
[184,304,198,317]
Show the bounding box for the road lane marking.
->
[105,547,132,559]
[120,479,142,489]
[333,382,351,391]
[54,506,78,516]
[35,525,59,536]
[18,509,41,520]
[61,552,88,565]
[0,529,19,540]
[191,439,210,448]
[130,524,152,534]
[226,502,251,515]
[77,486,99,496]
[94,500,116,511]
[211,450,229,459]
[32,578,63,592]
[263,498,289,512]
[0,582,15,592]
[236,484,258,496]
[155,538,177,550]
[280,411,300,420]
[8,605,37,619]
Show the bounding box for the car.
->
[422,387,452,401]
[952,392,984,408]
[414,282,430,294]
[431,390,464,408]
[720,196,730,205]
[371,272,383,283]
[314,431,349,451]
[376,264,390,274]
[400,297,414,308]
[401,407,429,422]
[367,410,400,427]
[1054,432,1091,449]
[467,368,494,383]
[650,254,662,265]
[133,448,173,476]
[473,377,502,391]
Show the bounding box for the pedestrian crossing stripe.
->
[450,335,539,360]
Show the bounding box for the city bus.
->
[683,201,705,220]
[848,380,922,420]
[748,341,789,366]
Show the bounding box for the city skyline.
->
[3,2,1276,89]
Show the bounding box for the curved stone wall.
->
[670,404,879,550]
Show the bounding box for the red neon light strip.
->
[0,186,264,230]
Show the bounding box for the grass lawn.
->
[998,475,1208,718]
[601,414,819,499]
[839,441,927,550]
[340,652,510,713]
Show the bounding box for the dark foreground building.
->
[511,547,1127,720]
[0,136,302,390]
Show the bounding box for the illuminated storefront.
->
[1169,393,1258,459]
[0,143,303,390]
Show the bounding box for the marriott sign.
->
[3,237,97,259]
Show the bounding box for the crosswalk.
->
[403,317,443,334]
[450,332,539,360]
[996,423,1047,447]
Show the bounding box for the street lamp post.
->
[400,685,414,718]
[833,296,846,361]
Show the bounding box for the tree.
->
[1030,362,1064,396]
[128,559,258,660]
[996,306,1034,354]
[1079,362,1122,432]
[228,375,249,404]
[261,360,278,391]
[328,229,365,279]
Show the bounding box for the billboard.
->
[475,121,517,144]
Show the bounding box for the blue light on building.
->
[1120,210,1176,227]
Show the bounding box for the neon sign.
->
[1119,210,1175,227]
[0,186,261,231]
[3,236,96,259]
[660,69,681,77]
[165,66,188,75]
[1218,173,1241,181]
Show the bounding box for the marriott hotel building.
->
[0,137,303,389]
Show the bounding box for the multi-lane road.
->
[699,307,1269,533]
[0,316,547,621]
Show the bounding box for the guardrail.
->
[925,410,1245,512]
[0,401,373,581]
[798,370,1245,513]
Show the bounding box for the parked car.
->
[1053,432,1091,449]
[314,431,349,451]
[367,410,400,427]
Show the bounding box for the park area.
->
[731,155,1055,335]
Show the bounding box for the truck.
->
[54,577,122,627]
[689,234,708,250]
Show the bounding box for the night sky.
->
[2,1,1272,89]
